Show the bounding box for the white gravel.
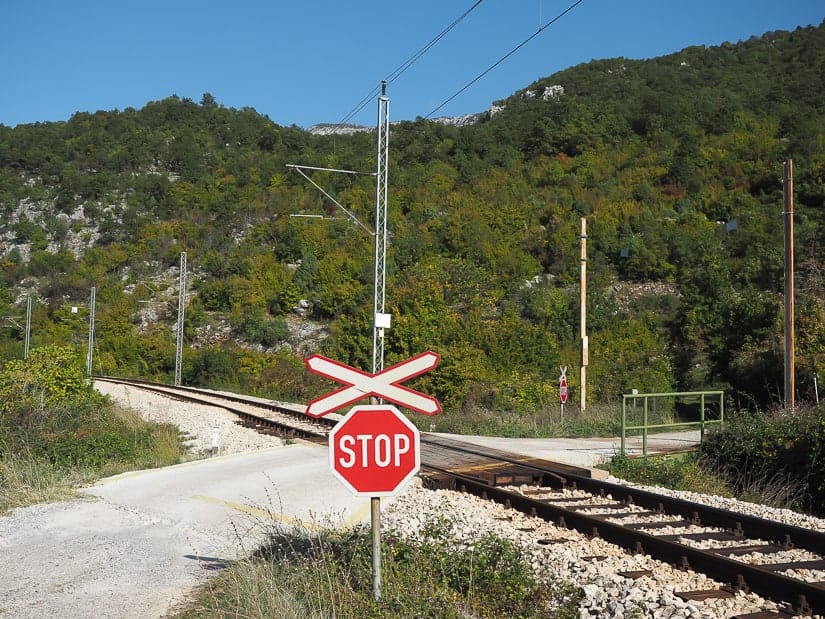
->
[94,381,284,455]
[381,485,825,618]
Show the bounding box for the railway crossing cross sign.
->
[304,351,441,418]
[329,405,420,496]
[559,366,569,405]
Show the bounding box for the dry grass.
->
[0,399,185,514]
[0,450,94,514]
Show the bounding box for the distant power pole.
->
[24,295,31,359]
[580,217,588,411]
[175,252,187,386]
[783,160,795,411]
[86,286,96,375]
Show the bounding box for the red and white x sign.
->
[304,351,441,418]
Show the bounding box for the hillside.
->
[1,21,824,412]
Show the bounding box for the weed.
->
[604,452,730,496]
[0,391,186,513]
[176,518,581,618]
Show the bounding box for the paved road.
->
[434,430,703,468]
[0,443,372,619]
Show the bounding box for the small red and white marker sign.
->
[559,366,568,405]
[304,351,441,418]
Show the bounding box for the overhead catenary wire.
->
[331,0,485,130]
[424,0,585,119]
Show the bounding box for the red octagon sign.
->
[329,405,421,497]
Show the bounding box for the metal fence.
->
[620,390,725,457]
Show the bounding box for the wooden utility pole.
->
[175,252,187,387]
[783,160,795,411]
[580,217,588,411]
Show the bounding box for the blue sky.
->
[3,1,824,129]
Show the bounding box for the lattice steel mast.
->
[372,81,390,375]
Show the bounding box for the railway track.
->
[100,378,825,616]
[422,435,825,618]
[95,376,335,441]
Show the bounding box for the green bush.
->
[231,306,288,347]
[0,345,94,417]
[0,365,185,512]
[605,452,730,497]
[0,390,182,471]
[699,406,825,514]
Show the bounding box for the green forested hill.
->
[1,22,824,412]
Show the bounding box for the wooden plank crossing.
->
[420,433,598,483]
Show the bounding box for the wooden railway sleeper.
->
[794,594,813,616]
[731,521,745,540]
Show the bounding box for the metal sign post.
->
[306,353,440,605]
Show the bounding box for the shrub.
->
[606,452,730,497]
[177,519,580,618]
[699,406,825,514]
[231,306,288,347]
[0,345,93,417]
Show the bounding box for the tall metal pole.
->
[373,81,390,377]
[371,80,390,603]
[783,160,795,411]
[86,286,95,375]
[24,295,31,359]
[580,217,588,411]
[175,251,187,386]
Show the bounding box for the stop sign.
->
[329,405,420,496]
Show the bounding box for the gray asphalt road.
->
[0,443,372,618]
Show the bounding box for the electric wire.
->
[424,0,585,119]
[330,0,485,131]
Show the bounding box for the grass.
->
[0,395,186,515]
[418,401,623,438]
[174,518,581,619]
[0,449,98,512]
[602,452,731,497]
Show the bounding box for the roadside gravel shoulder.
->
[94,381,284,455]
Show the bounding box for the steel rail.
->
[424,435,825,557]
[95,376,334,440]
[423,466,825,615]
